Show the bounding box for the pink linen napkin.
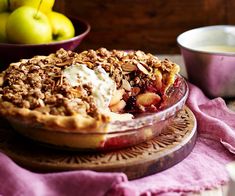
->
[0,83,235,196]
[186,83,235,153]
[0,152,127,196]
[108,137,234,196]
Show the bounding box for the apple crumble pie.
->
[0,48,180,133]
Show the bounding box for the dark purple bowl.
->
[0,18,90,69]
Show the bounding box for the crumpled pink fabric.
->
[109,137,234,196]
[187,83,235,153]
[0,153,127,196]
[0,83,235,196]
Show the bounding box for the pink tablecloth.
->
[0,83,235,196]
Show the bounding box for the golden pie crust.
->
[0,48,180,134]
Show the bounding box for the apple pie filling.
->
[0,48,180,131]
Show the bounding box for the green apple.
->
[47,11,75,41]
[9,0,55,13]
[0,12,10,42]
[0,0,8,12]
[6,6,52,44]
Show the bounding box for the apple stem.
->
[35,0,43,19]
[7,0,10,11]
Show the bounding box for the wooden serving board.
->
[0,107,197,180]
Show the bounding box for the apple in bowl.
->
[0,1,90,68]
[0,0,77,45]
[47,11,75,42]
[0,12,10,43]
[6,6,52,44]
[0,16,90,68]
[6,6,76,44]
[9,0,55,13]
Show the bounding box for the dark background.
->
[54,0,234,54]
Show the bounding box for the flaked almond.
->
[109,88,125,106]
[56,59,73,67]
[152,60,161,68]
[122,79,131,91]
[137,63,149,75]
[70,88,83,97]
[84,61,94,69]
[109,100,126,113]
[136,92,161,107]
[38,99,45,107]
[121,63,137,72]
[122,71,131,75]
[135,50,145,59]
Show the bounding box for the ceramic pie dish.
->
[0,48,187,151]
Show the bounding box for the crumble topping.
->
[0,48,180,120]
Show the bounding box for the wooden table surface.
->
[55,0,235,54]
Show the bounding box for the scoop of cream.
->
[63,63,115,109]
[63,63,133,121]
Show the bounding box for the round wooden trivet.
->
[0,106,197,180]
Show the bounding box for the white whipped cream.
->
[63,64,115,109]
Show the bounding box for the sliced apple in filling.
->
[109,89,125,106]
[136,92,161,107]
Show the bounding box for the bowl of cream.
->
[177,25,235,98]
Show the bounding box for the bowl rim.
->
[177,25,235,56]
[0,18,91,47]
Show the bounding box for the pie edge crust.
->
[0,100,109,133]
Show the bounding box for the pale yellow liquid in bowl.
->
[196,45,235,53]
